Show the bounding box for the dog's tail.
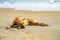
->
[31,22,48,26]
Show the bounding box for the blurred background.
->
[0,0,60,11]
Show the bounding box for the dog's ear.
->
[23,18,25,20]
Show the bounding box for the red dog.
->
[6,17,48,29]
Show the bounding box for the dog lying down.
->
[6,17,48,29]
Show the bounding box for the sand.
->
[0,8,60,40]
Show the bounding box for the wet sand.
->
[0,8,60,40]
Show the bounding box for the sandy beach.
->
[0,8,60,40]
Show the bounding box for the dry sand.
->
[0,8,60,40]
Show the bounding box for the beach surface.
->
[0,8,60,40]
